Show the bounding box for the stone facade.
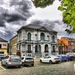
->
[17,24,58,57]
[9,35,18,55]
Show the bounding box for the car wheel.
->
[6,63,9,68]
[40,60,42,63]
[49,60,52,64]
[18,65,21,68]
[1,62,3,66]
[31,64,34,66]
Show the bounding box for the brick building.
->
[58,37,75,54]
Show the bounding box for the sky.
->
[0,0,75,41]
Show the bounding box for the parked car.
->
[66,54,74,61]
[21,56,34,66]
[1,55,22,68]
[0,54,6,60]
[56,54,68,62]
[40,55,60,64]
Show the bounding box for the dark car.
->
[66,54,74,61]
[56,54,68,62]
[21,56,34,66]
[0,54,6,60]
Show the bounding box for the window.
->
[28,33,31,40]
[52,46,55,52]
[28,45,31,50]
[0,44,1,48]
[44,45,48,52]
[52,35,55,42]
[40,33,45,40]
[27,45,32,53]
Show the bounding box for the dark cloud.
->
[0,0,33,23]
[3,12,27,22]
[31,20,43,26]
[0,30,17,41]
[0,0,33,41]
[6,0,33,22]
[0,15,5,27]
[30,19,55,30]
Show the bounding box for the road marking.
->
[74,63,75,70]
[0,65,6,70]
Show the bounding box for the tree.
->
[32,0,75,33]
[32,0,55,8]
[16,50,21,57]
[58,0,75,33]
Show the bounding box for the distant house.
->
[58,37,75,54]
[9,35,18,55]
[17,24,58,57]
[0,38,8,55]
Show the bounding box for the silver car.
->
[1,55,22,68]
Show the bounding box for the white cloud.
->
[28,0,62,22]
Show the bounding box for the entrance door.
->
[35,45,41,57]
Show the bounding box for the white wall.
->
[0,42,7,48]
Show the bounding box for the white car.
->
[21,56,34,66]
[40,55,60,64]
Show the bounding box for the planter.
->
[44,50,48,53]
[27,50,32,53]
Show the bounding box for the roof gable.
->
[0,38,8,42]
[17,24,57,33]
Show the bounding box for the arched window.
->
[28,45,31,50]
[35,45,38,52]
[40,33,45,40]
[52,46,55,52]
[27,45,32,53]
[28,33,31,40]
[52,35,55,42]
[44,44,48,52]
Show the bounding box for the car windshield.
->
[25,58,33,60]
[0,54,6,57]
[11,56,20,59]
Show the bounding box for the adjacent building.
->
[17,24,58,57]
[58,37,75,54]
[0,38,8,55]
[9,35,18,55]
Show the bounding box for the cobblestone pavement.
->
[0,58,75,75]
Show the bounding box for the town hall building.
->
[17,24,58,57]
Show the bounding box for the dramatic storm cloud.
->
[0,0,33,41]
[30,19,75,39]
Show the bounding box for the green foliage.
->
[16,50,21,57]
[58,6,64,11]
[58,0,75,33]
[32,0,75,33]
[32,0,55,8]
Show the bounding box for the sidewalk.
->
[0,61,6,71]
[34,57,40,61]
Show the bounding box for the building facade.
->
[17,24,58,57]
[58,37,75,54]
[9,35,18,55]
[0,38,8,55]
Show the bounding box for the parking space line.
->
[0,65,6,70]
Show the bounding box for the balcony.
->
[18,40,51,44]
[44,50,49,53]
[26,50,32,53]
